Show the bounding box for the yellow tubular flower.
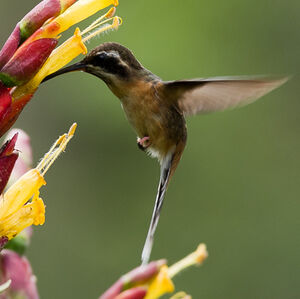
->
[144,244,208,299]
[21,0,119,43]
[144,266,175,299]
[0,123,77,240]
[53,0,119,35]
[12,12,122,101]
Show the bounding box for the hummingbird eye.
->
[97,52,109,60]
[91,51,128,78]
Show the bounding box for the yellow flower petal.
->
[54,0,118,35]
[0,193,45,240]
[12,28,86,100]
[0,169,45,220]
[144,266,175,299]
[23,0,118,43]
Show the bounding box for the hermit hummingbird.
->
[43,42,288,265]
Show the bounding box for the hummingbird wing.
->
[164,76,288,116]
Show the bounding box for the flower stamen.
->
[81,7,116,36]
[82,16,122,43]
[168,244,208,278]
[37,123,77,176]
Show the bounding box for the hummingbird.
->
[43,42,288,264]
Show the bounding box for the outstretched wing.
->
[164,76,288,116]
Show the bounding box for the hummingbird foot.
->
[137,136,151,151]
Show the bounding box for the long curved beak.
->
[42,62,86,83]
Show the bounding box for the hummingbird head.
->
[83,42,143,81]
[43,43,157,87]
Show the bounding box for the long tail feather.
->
[141,152,173,265]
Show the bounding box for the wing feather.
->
[164,76,289,116]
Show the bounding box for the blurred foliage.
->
[1,0,300,298]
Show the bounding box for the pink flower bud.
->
[0,83,12,122]
[0,250,39,299]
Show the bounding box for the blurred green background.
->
[1,0,300,298]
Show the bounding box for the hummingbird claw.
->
[137,136,151,151]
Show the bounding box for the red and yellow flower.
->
[0,0,121,137]
[100,244,208,299]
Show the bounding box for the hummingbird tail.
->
[141,152,174,265]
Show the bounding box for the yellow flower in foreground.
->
[0,123,77,240]
[100,244,208,299]
[145,244,208,299]
[145,266,174,299]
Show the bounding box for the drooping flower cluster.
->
[0,0,121,137]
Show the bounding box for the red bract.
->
[0,0,79,88]
[0,83,11,122]
[0,26,20,70]
[0,39,57,87]
[20,0,77,42]
[0,133,18,194]
[0,0,77,68]
[0,94,33,138]
[5,129,33,185]
[0,0,121,137]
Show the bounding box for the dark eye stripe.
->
[94,52,128,77]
